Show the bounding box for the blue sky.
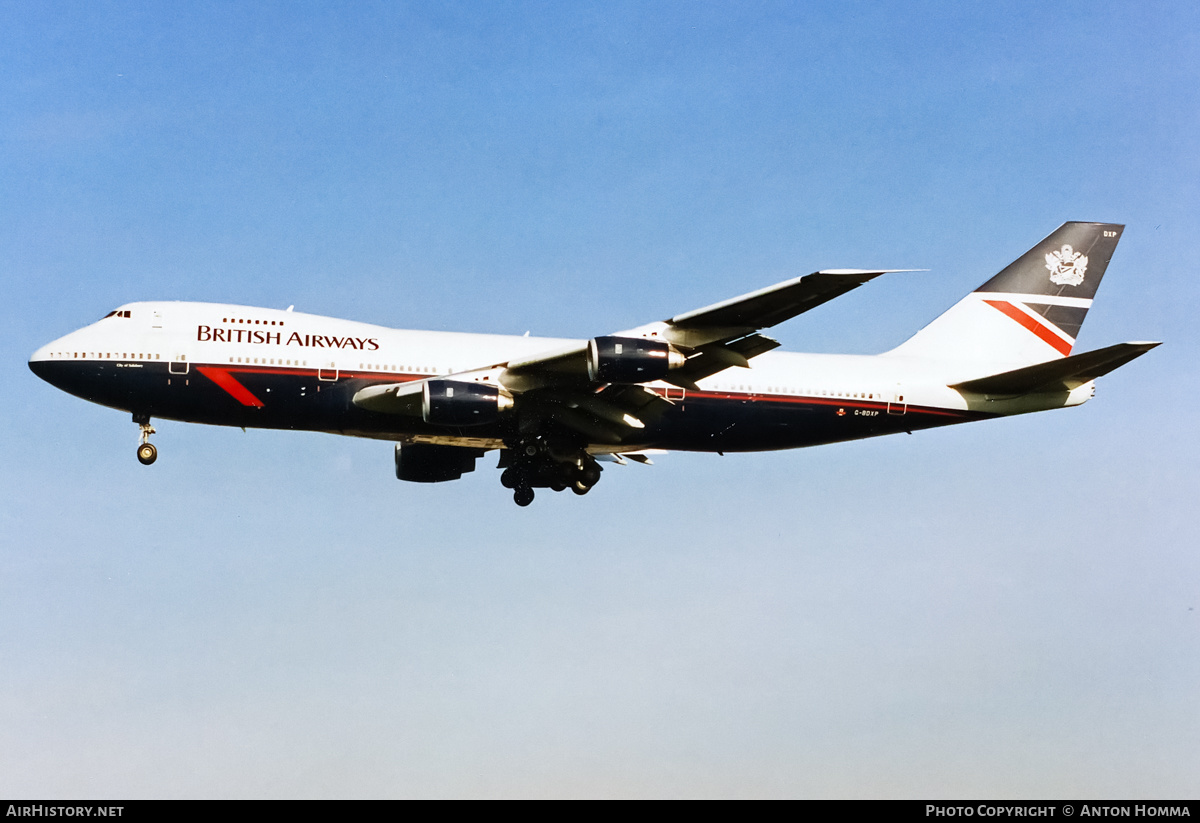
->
[2,1,1197,798]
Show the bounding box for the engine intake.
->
[586,336,686,383]
[421,380,513,427]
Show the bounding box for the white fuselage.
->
[30,301,1092,453]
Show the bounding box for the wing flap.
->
[529,384,673,443]
[665,333,781,388]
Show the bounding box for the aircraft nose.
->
[29,338,71,387]
[29,342,53,376]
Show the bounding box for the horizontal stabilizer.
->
[951,342,1160,396]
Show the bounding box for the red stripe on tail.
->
[983,300,1072,356]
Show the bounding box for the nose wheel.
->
[134,414,157,465]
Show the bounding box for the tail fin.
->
[888,222,1124,367]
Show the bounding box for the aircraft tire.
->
[136,443,157,465]
[571,481,589,496]
[514,487,535,507]
[501,467,519,489]
[580,462,601,487]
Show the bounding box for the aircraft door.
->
[167,354,190,391]
[887,386,907,415]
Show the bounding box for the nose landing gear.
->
[134,413,157,465]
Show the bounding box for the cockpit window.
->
[103,310,132,319]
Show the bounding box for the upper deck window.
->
[221,317,284,326]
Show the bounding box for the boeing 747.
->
[29,222,1157,506]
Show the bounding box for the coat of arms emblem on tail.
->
[1046,244,1088,286]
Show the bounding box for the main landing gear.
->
[499,437,603,507]
[134,413,157,465]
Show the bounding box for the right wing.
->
[503,268,917,390]
[656,269,920,347]
[353,269,913,442]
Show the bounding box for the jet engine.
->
[586,336,686,383]
[421,379,514,426]
[395,443,485,482]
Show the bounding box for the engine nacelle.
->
[586,336,686,383]
[395,443,484,483]
[421,379,513,427]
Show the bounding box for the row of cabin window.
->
[56,352,163,360]
[722,384,879,399]
[229,357,307,366]
[221,317,285,326]
[222,359,444,374]
[358,364,439,373]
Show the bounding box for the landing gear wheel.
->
[514,486,535,507]
[580,462,602,487]
[571,481,590,495]
[501,468,520,489]
[134,415,157,465]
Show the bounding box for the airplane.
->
[29,221,1158,507]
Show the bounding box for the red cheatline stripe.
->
[196,366,265,407]
[983,300,1072,356]
[687,390,967,417]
